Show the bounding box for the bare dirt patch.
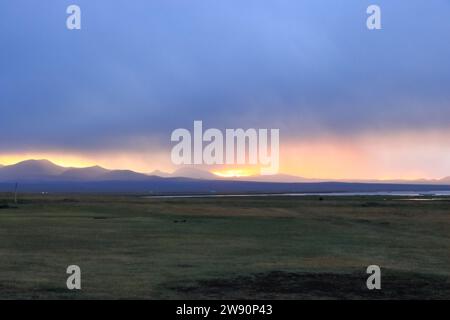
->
[171,270,450,299]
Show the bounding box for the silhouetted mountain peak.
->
[13,159,60,168]
[59,165,110,180]
[149,170,171,178]
[98,169,151,181]
[172,167,217,180]
[0,159,66,180]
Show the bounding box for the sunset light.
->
[212,169,255,178]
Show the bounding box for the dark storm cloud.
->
[1,0,449,152]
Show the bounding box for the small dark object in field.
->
[93,217,108,220]
[319,197,324,201]
[173,219,187,223]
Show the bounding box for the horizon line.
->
[0,158,449,183]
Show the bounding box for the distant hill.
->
[171,167,218,180]
[439,176,450,184]
[0,160,152,182]
[98,170,153,181]
[0,159,449,193]
[148,170,172,178]
[0,159,66,181]
[232,173,316,183]
[59,166,110,180]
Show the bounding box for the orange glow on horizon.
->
[1,128,450,181]
[212,169,256,178]
[279,129,450,181]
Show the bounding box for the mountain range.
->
[0,160,151,182]
[152,166,450,185]
[0,159,449,193]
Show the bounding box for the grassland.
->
[1,193,449,299]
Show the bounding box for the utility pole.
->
[14,182,18,204]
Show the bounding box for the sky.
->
[1,0,450,179]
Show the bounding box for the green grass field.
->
[1,194,449,299]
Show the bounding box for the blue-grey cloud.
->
[1,0,449,152]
